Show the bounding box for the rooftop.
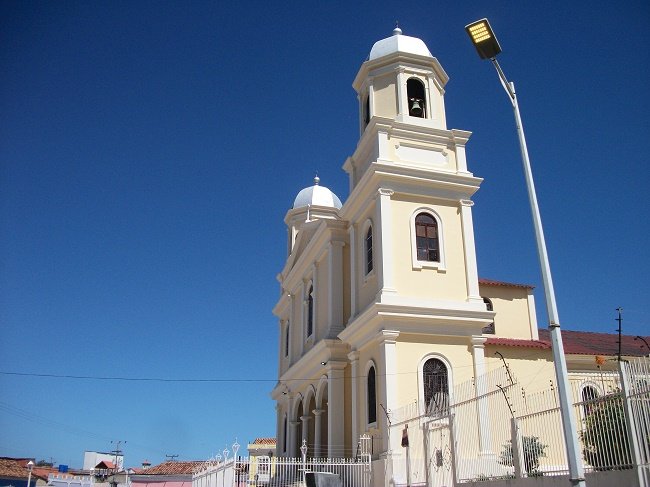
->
[138,461,204,476]
[486,329,650,357]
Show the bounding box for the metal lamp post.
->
[465,18,586,487]
[26,460,34,487]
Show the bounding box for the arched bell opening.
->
[407,78,426,118]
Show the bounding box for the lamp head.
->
[465,18,502,60]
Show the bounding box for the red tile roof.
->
[140,461,204,475]
[484,337,550,349]
[0,458,30,479]
[250,438,276,445]
[539,329,649,356]
[486,329,650,357]
[479,278,534,289]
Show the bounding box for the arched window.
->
[365,225,373,275]
[307,284,314,337]
[482,298,495,334]
[407,78,426,118]
[363,94,370,127]
[367,365,377,424]
[581,385,599,417]
[285,321,290,357]
[415,213,439,262]
[423,358,449,416]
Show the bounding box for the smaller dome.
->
[368,28,432,61]
[293,176,343,210]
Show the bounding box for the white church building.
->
[269,27,649,486]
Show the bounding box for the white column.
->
[348,350,360,449]
[460,200,482,304]
[290,421,300,457]
[301,414,311,455]
[471,336,493,455]
[327,241,344,337]
[275,403,282,456]
[396,68,406,116]
[313,408,324,458]
[299,280,306,356]
[311,264,318,338]
[278,320,285,375]
[426,76,439,127]
[375,189,396,299]
[327,361,347,457]
[378,330,400,455]
[348,225,357,321]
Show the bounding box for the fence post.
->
[618,360,645,487]
[510,417,526,478]
[449,413,459,486]
[301,439,308,485]
[421,421,431,487]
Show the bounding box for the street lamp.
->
[466,18,586,487]
[26,460,34,487]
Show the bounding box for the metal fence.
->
[388,358,650,485]
[192,437,372,487]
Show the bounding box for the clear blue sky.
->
[1,0,648,469]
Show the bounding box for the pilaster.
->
[348,225,357,321]
[471,336,493,455]
[327,241,345,337]
[313,408,325,457]
[289,420,300,457]
[460,199,482,304]
[327,360,347,457]
[377,330,400,455]
[348,350,360,449]
[375,189,396,299]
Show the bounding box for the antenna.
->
[616,307,623,361]
[165,454,179,462]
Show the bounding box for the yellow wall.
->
[373,74,397,119]
[391,196,468,301]
[479,284,535,340]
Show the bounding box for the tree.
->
[499,435,547,476]
[581,393,632,470]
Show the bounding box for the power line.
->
[0,371,276,382]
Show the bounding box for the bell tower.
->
[342,27,485,313]
[355,26,448,138]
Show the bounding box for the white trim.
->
[409,206,446,271]
[417,353,454,417]
[459,199,481,302]
[348,350,360,449]
[364,360,378,428]
[349,224,357,321]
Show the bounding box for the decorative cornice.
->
[460,199,474,207]
[378,188,394,197]
[376,329,400,344]
[471,336,488,347]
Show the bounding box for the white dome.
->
[368,27,432,61]
[293,176,342,210]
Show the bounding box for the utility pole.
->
[616,307,623,361]
[111,440,126,472]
